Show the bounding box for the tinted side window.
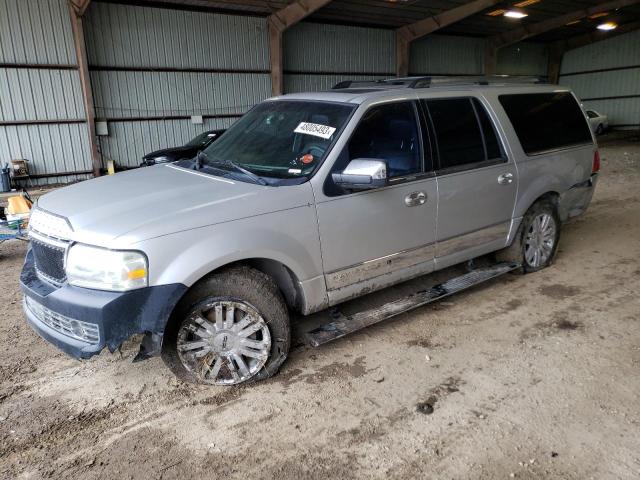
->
[586,110,598,119]
[499,92,592,155]
[426,98,485,169]
[473,98,503,160]
[347,102,421,178]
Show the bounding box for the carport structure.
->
[1,0,640,183]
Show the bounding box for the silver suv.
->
[21,77,599,386]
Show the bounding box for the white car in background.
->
[586,109,608,135]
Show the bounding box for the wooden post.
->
[547,47,564,84]
[267,0,333,96]
[395,0,503,78]
[268,19,284,97]
[396,32,410,77]
[68,1,101,177]
[484,42,498,76]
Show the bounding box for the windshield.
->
[186,131,218,147]
[200,100,355,179]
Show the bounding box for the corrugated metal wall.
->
[411,36,547,76]
[0,0,92,185]
[560,30,640,128]
[84,2,271,168]
[283,22,394,92]
[496,42,548,76]
[410,35,485,75]
[0,2,557,183]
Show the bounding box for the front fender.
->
[138,204,324,289]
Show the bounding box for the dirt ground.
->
[1,133,639,479]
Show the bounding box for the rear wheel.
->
[497,199,560,273]
[162,266,290,385]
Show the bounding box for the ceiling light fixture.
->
[487,9,507,16]
[589,12,609,19]
[504,10,528,18]
[597,21,617,30]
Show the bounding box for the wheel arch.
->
[508,190,560,247]
[172,257,317,317]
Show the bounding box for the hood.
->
[37,164,313,247]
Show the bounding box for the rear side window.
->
[499,92,592,155]
[424,97,504,171]
[425,98,484,169]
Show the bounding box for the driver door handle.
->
[405,191,427,207]
[498,173,514,185]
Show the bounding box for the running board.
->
[305,262,521,347]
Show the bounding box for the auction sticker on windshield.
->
[294,122,336,139]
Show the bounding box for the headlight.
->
[66,244,148,291]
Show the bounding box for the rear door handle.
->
[405,191,427,207]
[498,173,514,185]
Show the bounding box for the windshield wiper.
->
[203,155,267,186]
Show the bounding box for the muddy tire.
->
[497,199,561,273]
[161,266,290,386]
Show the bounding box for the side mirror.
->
[332,159,388,191]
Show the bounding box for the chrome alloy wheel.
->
[524,213,557,268]
[176,300,271,385]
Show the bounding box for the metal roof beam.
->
[489,0,640,48]
[396,0,503,76]
[268,0,332,95]
[69,0,91,16]
[552,19,640,52]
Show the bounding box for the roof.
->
[274,77,570,104]
[128,0,640,43]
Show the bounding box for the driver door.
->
[314,101,438,305]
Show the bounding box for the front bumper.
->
[20,248,187,359]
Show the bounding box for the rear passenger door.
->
[421,97,517,264]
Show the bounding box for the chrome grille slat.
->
[25,296,100,344]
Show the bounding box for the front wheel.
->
[595,124,603,135]
[497,199,560,273]
[162,266,290,386]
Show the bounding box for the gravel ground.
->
[1,133,639,479]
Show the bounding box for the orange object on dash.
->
[301,154,314,164]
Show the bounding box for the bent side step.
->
[305,262,521,347]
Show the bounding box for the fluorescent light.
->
[504,10,528,18]
[513,0,539,7]
[597,22,617,31]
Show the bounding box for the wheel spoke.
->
[239,347,268,360]
[206,355,224,380]
[240,338,268,350]
[225,306,235,329]
[178,340,209,352]
[194,314,215,336]
[227,357,241,382]
[232,353,250,377]
[238,322,263,338]
[233,314,254,333]
[214,305,224,330]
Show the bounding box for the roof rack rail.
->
[331,75,547,90]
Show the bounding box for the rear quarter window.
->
[499,92,592,155]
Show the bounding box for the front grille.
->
[31,236,67,285]
[25,296,100,345]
